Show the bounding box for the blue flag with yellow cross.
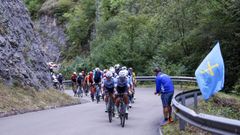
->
[195,42,225,100]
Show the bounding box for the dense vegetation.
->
[24,0,46,19]
[24,0,240,94]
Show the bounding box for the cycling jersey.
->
[116,76,129,94]
[102,78,115,93]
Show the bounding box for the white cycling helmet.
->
[103,69,107,73]
[122,66,127,70]
[119,70,126,78]
[114,64,120,69]
[79,73,82,76]
[106,71,113,78]
[123,69,128,76]
[109,67,115,74]
[95,67,100,71]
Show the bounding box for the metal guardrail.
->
[136,76,240,134]
[172,89,240,135]
[136,76,196,82]
[63,76,240,134]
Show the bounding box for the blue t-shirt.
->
[156,73,174,94]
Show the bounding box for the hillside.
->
[24,0,240,94]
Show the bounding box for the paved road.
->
[0,88,165,135]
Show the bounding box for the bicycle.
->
[58,83,64,91]
[90,84,95,102]
[53,82,59,90]
[95,83,101,103]
[77,85,83,97]
[107,93,115,123]
[84,83,89,96]
[118,93,127,127]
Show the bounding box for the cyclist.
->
[88,71,95,101]
[52,73,59,89]
[101,69,108,100]
[115,70,129,115]
[77,73,84,97]
[114,64,121,75]
[71,72,77,96]
[94,68,102,102]
[84,71,94,97]
[57,73,64,91]
[102,71,115,112]
[128,67,136,103]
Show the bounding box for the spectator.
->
[154,67,174,126]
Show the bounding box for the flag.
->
[195,42,225,100]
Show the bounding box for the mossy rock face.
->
[0,26,7,35]
[39,0,73,16]
[0,15,8,36]
[39,0,59,15]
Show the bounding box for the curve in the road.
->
[0,88,164,135]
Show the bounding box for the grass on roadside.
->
[162,121,210,135]
[162,92,240,135]
[196,92,240,120]
[0,83,79,115]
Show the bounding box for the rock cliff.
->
[0,0,51,89]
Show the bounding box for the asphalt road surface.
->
[0,88,167,135]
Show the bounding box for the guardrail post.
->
[194,92,198,109]
[181,95,186,106]
[180,82,183,90]
[179,94,186,130]
[179,118,186,130]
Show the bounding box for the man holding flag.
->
[195,42,225,100]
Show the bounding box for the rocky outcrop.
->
[0,0,51,89]
[34,0,67,62]
[34,15,67,62]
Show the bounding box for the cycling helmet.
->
[109,67,115,74]
[79,73,82,76]
[73,72,77,75]
[114,64,120,69]
[122,66,127,70]
[95,67,100,71]
[119,70,126,78]
[106,71,113,78]
[89,71,93,76]
[103,69,107,73]
[123,69,128,76]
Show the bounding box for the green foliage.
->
[233,78,240,95]
[24,0,46,19]
[63,0,96,59]
[54,0,75,23]
[60,56,91,79]
[89,0,240,93]
[24,0,240,94]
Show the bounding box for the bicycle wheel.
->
[120,102,125,127]
[108,109,112,123]
[96,94,100,103]
[108,99,112,123]
[95,85,100,103]
[121,113,125,127]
